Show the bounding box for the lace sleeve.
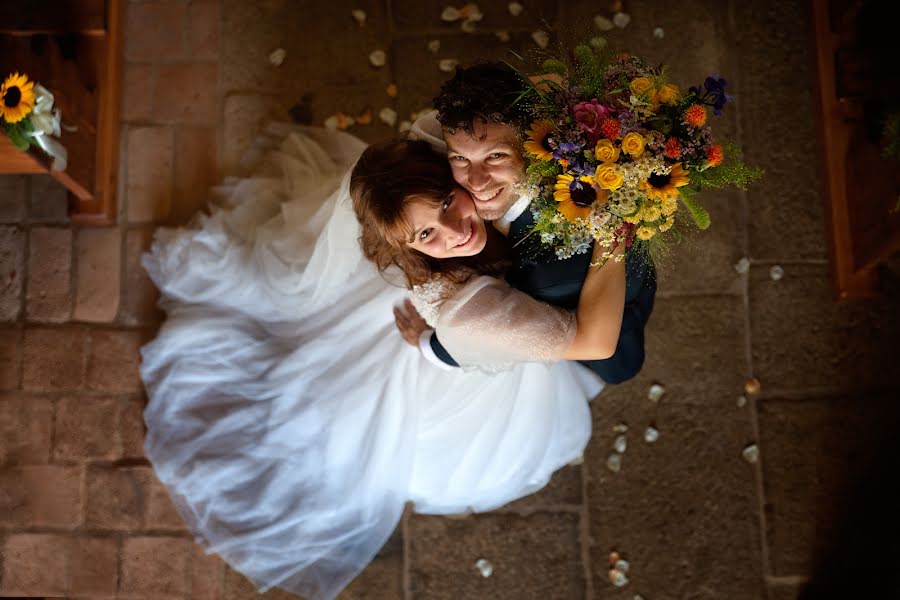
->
[435,275,577,371]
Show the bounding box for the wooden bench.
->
[811,0,900,299]
[0,0,122,225]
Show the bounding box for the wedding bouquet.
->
[516,43,760,263]
[1,72,68,171]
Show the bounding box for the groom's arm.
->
[422,331,460,368]
[394,299,459,369]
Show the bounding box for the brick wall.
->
[0,1,226,597]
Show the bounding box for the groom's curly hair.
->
[350,139,506,288]
[433,62,531,135]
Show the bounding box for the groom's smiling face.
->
[444,121,525,221]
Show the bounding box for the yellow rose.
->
[621,132,645,157]
[630,77,654,96]
[594,139,620,163]
[594,164,624,191]
[655,83,680,105]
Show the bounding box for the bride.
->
[140,124,622,599]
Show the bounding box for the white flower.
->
[531,30,550,49]
[378,107,397,127]
[30,84,61,137]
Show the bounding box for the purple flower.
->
[689,74,733,115]
[559,140,582,153]
[572,98,610,142]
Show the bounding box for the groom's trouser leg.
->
[577,251,657,384]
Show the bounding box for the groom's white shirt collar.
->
[492,194,531,237]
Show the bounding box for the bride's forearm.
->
[563,244,626,360]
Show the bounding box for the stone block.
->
[221,0,390,96]
[145,472,189,531]
[393,0,558,31]
[172,126,220,225]
[559,0,738,88]
[27,174,70,223]
[732,0,825,260]
[120,396,148,460]
[68,535,120,597]
[125,0,188,61]
[768,582,805,600]
[22,326,88,391]
[120,536,192,598]
[408,512,584,599]
[623,294,748,399]
[188,0,221,60]
[126,126,175,223]
[0,326,22,390]
[656,188,746,296]
[586,386,763,599]
[223,566,300,599]
[222,94,285,174]
[123,63,157,123]
[0,465,82,528]
[337,554,402,600]
[0,226,24,321]
[0,175,26,223]
[85,465,146,530]
[121,227,162,326]
[0,533,70,597]
[499,464,582,513]
[190,544,225,600]
[26,226,72,321]
[53,395,122,461]
[74,227,122,322]
[154,63,220,124]
[748,264,900,391]
[86,328,144,392]
[85,465,185,531]
[0,392,52,465]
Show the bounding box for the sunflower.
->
[640,162,689,202]
[1,72,35,124]
[554,173,608,221]
[523,120,556,161]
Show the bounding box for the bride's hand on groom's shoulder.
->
[393,299,430,347]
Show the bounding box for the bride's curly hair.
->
[350,139,505,288]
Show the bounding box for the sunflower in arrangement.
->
[1,72,67,170]
[516,42,761,265]
[1,72,36,124]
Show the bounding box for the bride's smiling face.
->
[404,188,487,259]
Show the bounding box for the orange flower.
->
[664,137,681,159]
[600,118,620,140]
[706,144,724,166]
[683,104,707,127]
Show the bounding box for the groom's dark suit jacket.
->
[429,207,656,384]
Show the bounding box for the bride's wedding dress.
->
[140,123,604,600]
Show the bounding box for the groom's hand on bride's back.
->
[393,299,430,347]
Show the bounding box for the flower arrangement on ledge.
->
[515,43,762,264]
[1,72,68,171]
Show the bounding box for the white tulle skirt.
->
[140,124,603,600]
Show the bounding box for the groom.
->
[406,62,656,384]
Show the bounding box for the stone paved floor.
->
[1,1,899,599]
